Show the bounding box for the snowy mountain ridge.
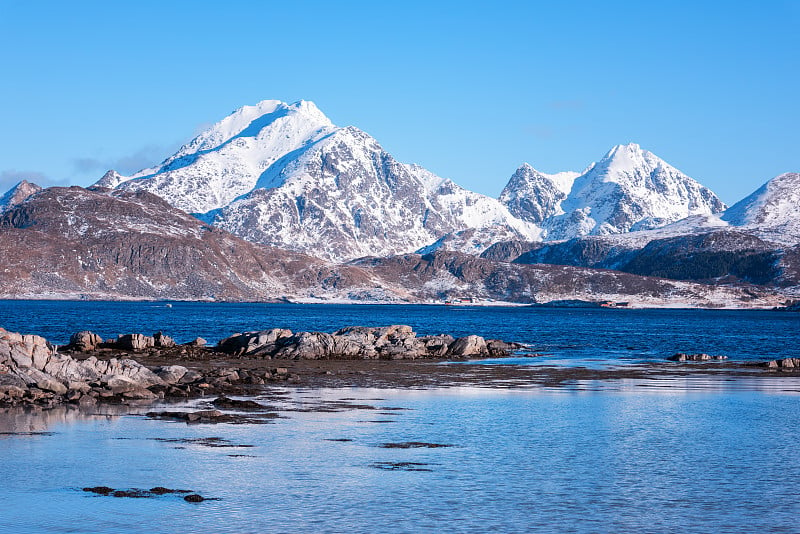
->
[500,143,727,241]
[98,99,542,261]
[88,99,792,262]
[97,100,337,213]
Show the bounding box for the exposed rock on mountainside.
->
[500,144,726,240]
[354,250,782,308]
[0,186,388,301]
[499,164,578,223]
[202,126,539,261]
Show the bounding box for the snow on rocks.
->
[502,143,727,240]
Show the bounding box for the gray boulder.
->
[115,334,155,351]
[448,335,489,357]
[155,365,189,384]
[217,329,293,356]
[153,332,176,348]
[69,331,103,352]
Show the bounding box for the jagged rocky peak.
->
[722,172,800,242]
[96,170,125,189]
[0,180,43,214]
[94,99,338,213]
[499,163,579,223]
[540,143,727,240]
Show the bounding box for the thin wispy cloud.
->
[72,144,176,178]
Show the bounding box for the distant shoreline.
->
[0,296,792,311]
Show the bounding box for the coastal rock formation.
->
[763,357,800,370]
[0,327,166,405]
[217,325,516,360]
[668,353,728,362]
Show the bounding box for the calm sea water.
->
[1,302,800,532]
[0,300,798,362]
[2,386,800,533]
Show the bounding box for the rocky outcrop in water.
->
[216,325,519,360]
[763,357,800,370]
[0,327,168,405]
[668,353,728,362]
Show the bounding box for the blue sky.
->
[0,0,797,204]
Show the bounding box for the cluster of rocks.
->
[68,330,204,352]
[83,486,206,502]
[217,325,519,360]
[0,327,167,406]
[763,357,800,370]
[0,327,294,407]
[668,353,728,362]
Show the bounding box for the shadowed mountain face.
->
[507,232,791,286]
[0,187,385,301]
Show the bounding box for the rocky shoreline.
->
[2,325,798,408]
[0,325,521,407]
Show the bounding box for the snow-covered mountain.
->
[0,180,42,214]
[722,172,800,244]
[99,100,540,261]
[203,126,540,260]
[499,164,579,223]
[97,100,785,265]
[97,100,336,214]
[501,143,727,240]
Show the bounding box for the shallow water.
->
[1,301,798,362]
[2,384,800,533]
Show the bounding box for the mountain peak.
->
[500,164,578,224]
[96,98,339,213]
[0,179,42,214]
[605,142,643,157]
[525,144,726,239]
[722,172,800,240]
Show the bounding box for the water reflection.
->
[2,385,800,533]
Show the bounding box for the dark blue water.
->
[0,300,798,362]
